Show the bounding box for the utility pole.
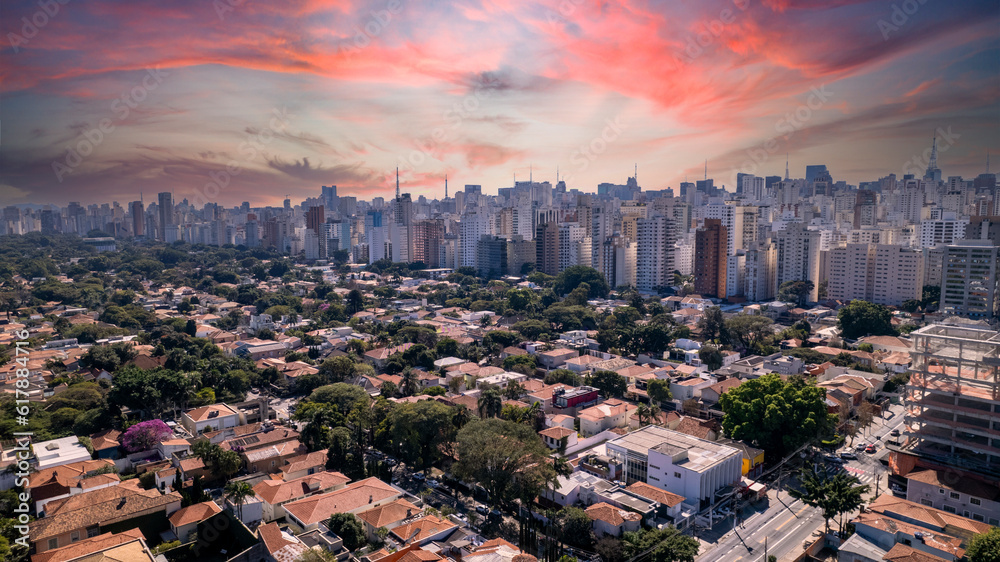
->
[764,536,768,562]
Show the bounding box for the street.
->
[696,402,906,561]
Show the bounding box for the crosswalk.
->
[844,465,881,486]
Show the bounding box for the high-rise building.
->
[130,201,145,237]
[694,219,727,298]
[459,210,492,269]
[853,190,878,229]
[413,219,445,268]
[774,222,821,302]
[941,241,1000,319]
[744,241,777,302]
[920,214,968,247]
[558,223,585,272]
[535,222,560,276]
[636,215,677,293]
[157,192,174,241]
[965,216,1000,244]
[805,165,828,184]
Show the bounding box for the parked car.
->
[824,455,845,464]
[890,429,900,437]
[412,472,426,482]
[865,444,877,454]
[839,452,857,460]
[475,505,490,516]
[855,443,866,452]
[427,479,440,489]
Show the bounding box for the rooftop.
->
[607,425,741,473]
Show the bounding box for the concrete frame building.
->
[941,242,1000,320]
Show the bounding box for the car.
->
[475,505,490,516]
[890,429,900,437]
[855,443,867,452]
[824,455,845,464]
[452,513,469,524]
[865,445,877,454]
[385,458,398,467]
[839,452,857,460]
[427,479,440,488]
[412,473,426,482]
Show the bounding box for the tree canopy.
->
[837,300,895,340]
[553,266,609,299]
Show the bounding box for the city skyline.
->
[1,0,998,207]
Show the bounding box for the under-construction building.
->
[897,323,1000,480]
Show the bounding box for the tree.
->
[723,314,774,354]
[544,369,581,387]
[504,381,526,400]
[327,513,366,551]
[698,345,724,371]
[698,306,725,342]
[837,300,895,340]
[483,330,522,350]
[595,536,624,562]
[789,467,869,535]
[587,370,626,398]
[553,266,610,299]
[719,373,834,458]
[647,379,672,405]
[121,419,172,453]
[621,527,698,562]
[379,381,398,399]
[856,401,877,436]
[346,289,365,315]
[478,387,503,418]
[513,319,550,340]
[388,400,456,473]
[453,419,556,509]
[224,481,254,521]
[777,280,814,307]
[967,527,1000,562]
[319,356,357,384]
[557,506,595,549]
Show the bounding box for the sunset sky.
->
[1,0,998,207]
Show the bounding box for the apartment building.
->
[941,241,1000,320]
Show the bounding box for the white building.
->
[636,215,677,293]
[606,426,743,506]
[774,222,821,302]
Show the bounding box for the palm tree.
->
[635,404,651,426]
[224,480,255,522]
[400,369,419,396]
[478,388,503,418]
[452,405,471,429]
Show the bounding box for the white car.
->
[427,479,440,488]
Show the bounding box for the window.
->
[973,514,985,522]
[674,472,681,478]
[950,492,961,500]
[48,538,58,550]
[971,498,982,505]
[943,505,956,514]
[87,527,100,538]
[71,531,80,543]
[920,499,933,507]
[650,465,660,470]
[650,476,660,481]
[939,488,945,494]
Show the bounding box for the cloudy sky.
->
[1,0,998,207]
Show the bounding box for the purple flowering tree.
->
[121,420,173,453]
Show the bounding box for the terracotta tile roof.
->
[389,514,457,544]
[28,459,116,490]
[244,440,306,462]
[31,480,182,543]
[867,494,993,536]
[89,429,121,451]
[374,545,442,562]
[357,498,419,528]
[31,528,147,562]
[253,471,350,505]
[626,482,685,507]
[852,512,964,557]
[883,543,951,562]
[674,416,720,440]
[906,470,1000,501]
[169,500,221,527]
[585,502,642,526]
[704,377,742,397]
[280,450,329,476]
[527,384,569,402]
[178,457,205,472]
[258,522,308,562]
[283,477,401,525]
[538,426,575,440]
[223,427,300,451]
[184,403,237,422]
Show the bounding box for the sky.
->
[1,0,998,207]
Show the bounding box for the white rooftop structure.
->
[34,436,93,470]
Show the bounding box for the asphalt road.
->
[696,403,906,562]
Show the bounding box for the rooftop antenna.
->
[445,174,448,199]
[529,164,533,183]
[395,167,400,199]
[785,153,790,181]
[556,166,560,183]
[634,163,637,182]
[704,160,708,180]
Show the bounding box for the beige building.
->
[825,243,922,306]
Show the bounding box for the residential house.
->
[626,482,686,524]
[388,514,458,546]
[280,450,329,480]
[356,498,420,541]
[539,427,578,451]
[29,480,182,555]
[257,521,309,561]
[253,470,350,522]
[30,529,154,562]
[700,378,742,404]
[578,399,635,437]
[181,403,241,434]
[536,348,579,370]
[283,477,403,530]
[585,502,642,537]
[27,459,119,514]
[34,437,93,471]
[168,501,221,543]
[905,469,1000,526]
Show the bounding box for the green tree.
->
[557,506,595,549]
[483,330,522,350]
[837,300,895,340]
[777,280,814,307]
[646,379,672,405]
[719,373,834,458]
[698,306,725,342]
[224,481,255,521]
[544,369,581,386]
[318,356,357,384]
[477,387,503,418]
[698,345,724,371]
[723,314,774,354]
[327,513,366,551]
[967,527,1000,562]
[789,467,869,534]
[553,266,610,299]
[587,370,626,398]
[513,319,550,340]
[388,400,456,473]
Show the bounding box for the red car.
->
[865,444,877,454]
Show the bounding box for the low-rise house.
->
[536,348,579,370]
[763,354,804,375]
[168,500,222,543]
[30,529,154,562]
[585,502,642,537]
[388,514,458,546]
[34,437,93,470]
[280,449,329,480]
[626,481,686,524]
[243,440,308,474]
[905,469,1000,526]
[29,480,182,555]
[28,459,119,514]
[578,399,635,437]
[476,371,527,390]
[253,470,350,522]
[89,429,122,459]
[257,521,309,561]
[283,477,403,530]
[539,426,578,451]
[356,498,420,541]
[669,376,715,401]
[181,403,241,434]
[673,416,721,441]
[700,378,742,404]
[564,354,604,374]
[364,344,415,369]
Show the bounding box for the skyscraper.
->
[941,241,1000,319]
[636,215,677,293]
[694,219,727,298]
[774,222,821,302]
[535,222,560,276]
[157,192,173,241]
[130,200,145,237]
